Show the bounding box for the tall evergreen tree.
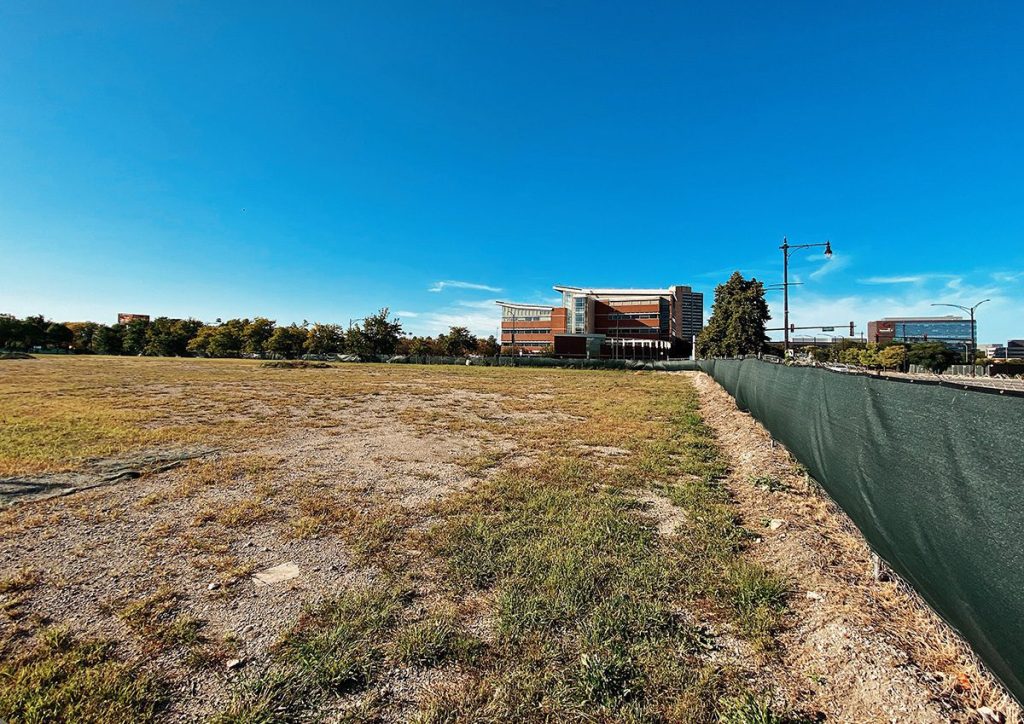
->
[696,272,770,357]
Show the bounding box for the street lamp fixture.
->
[929,299,990,372]
[780,237,834,354]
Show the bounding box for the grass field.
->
[0,356,1005,723]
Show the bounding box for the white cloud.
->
[859,275,928,284]
[768,276,1017,343]
[428,280,502,293]
[808,253,849,280]
[395,310,419,318]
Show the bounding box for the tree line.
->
[0,309,498,359]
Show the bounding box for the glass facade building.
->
[868,316,974,349]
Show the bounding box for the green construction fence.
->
[698,357,1024,703]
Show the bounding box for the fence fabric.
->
[698,357,1024,702]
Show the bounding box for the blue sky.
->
[1,1,1022,342]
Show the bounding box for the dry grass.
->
[0,357,999,722]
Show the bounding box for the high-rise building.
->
[497,284,703,358]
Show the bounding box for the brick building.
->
[117,313,151,325]
[497,284,703,358]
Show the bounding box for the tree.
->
[437,326,477,356]
[122,319,150,355]
[266,324,307,358]
[242,318,275,355]
[907,342,959,373]
[858,343,881,368]
[879,344,907,371]
[347,308,403,356]
[477,335,499,356]
[187,319,245,357]
[304,323,345,355]
[696,272,770,358]
[0,315,24,350]
[45,322,74,350]
[67,322,99,353]
[839,348,862,365]
[404,336,437,356]
[91,325,123,355]
[144,317,201,356]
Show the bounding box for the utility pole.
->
[780,237,833,355]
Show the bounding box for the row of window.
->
[602,312,660,320]
[502,328,551,335]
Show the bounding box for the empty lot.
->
[0,357,1013,722]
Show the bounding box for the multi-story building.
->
[867,316,974,350]
[980,340,1024,359]
[117,313,150,325]
[497,284,703,358]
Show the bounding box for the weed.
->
[750,475,788,493]
[0,567,42,594]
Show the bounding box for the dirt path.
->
[689,371,1019,724]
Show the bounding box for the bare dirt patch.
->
[690,370,1020,724]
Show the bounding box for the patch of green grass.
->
[724,562,790,651]
[0,627,166,723]
[393,613,481,667]
[428,459,728,720]
[718,692,815,724]
[217,582,408,721]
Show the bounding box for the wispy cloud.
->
[860,275,929,284]
[395,310,419,318]
[456,299,501,310]
[808,253,849,281]
[428,280,502,293]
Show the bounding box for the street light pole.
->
[780,237,833,355]
[930,299,990,373]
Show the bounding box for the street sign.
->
[821,326,834,332]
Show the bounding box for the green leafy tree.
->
[304,323,346,355]
[879,344,907,371]
[437,326,477,356]
[858,343,881,368]
[45,322,74,350]
[347,308,403,356]
[90,325,124,355]
[144,317,202,356]
[696,272,770,357]
[266,324,308,358]
[67,322,99,353]
[242,318,274,355]
[839,348,861,365]
[187,319,245,357]
[122,319,150,355]
[0,315,23,349]
[907,342,959,373]
[404,337,437,356]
